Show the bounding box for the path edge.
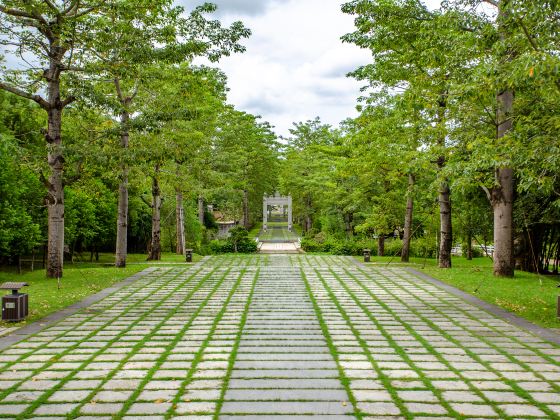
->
[0,267,158,352]
[405,267,560,346]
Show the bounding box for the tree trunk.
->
[46,103,65,278]
[176,188,185,255]
[344,212,353,239]
[438,182,453,268]
[378,236,385,257]
[492,2,515,277]
[466,231,473,260]
[242,189,249,228]
[436,91,452,269]
[305,195,313,232]
[492,167,514,276]
[198,196,205,226]
[401,174,415,263]
[148,169,162,261]
[115,108,130,268]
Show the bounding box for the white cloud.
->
[189,0,374,137]
[189,0,441,137]
[180,0,288,17]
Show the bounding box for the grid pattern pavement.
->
[0,255,558,419]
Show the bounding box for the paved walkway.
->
[0,255,559,419]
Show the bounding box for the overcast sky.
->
[180,0,375,138]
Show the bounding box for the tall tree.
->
[88,1,249,267]
[342,0,476,268]
[0,1,107,277]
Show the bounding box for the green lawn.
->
[248,223,262,240]
[358,255,560,330]
[69,251,203,264]
[0,252,201,329]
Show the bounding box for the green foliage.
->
[64,180,117,254]
[0,96,43,258]
[301,235,439,259]
[204,227,258,254]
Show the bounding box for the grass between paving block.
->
[416,258,560,330]
[0,252,202,329]
[214,268,258,419]
[80,266,220,419]
[0,264,147,328]
[0,267,182,418]
[164,268,246,418]
[357,256,560,329]
[300,268,362,419]
[357,266,560,418]
[346,266,519,419]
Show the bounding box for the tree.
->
[87,1,250,267]
[0,1,112,277]
[214,108,279,228]
[280,118,336,233]
[342,0,479,268]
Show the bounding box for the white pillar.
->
[263,196,268,231]
[288,196,293,231]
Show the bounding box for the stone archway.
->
[263,193,292,231]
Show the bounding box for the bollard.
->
[185,249,193,263]
[363,249,371,263]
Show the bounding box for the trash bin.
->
[1,282,29,322]
[185,249,193,263]
[363,249,371,263]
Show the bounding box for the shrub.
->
[300,233,443,258]
[461,243,483,258]
[301,236,378,256]
[384,239,403,256]
[205,228,258,254]
[412,236,438,258]
[301,237,322,252]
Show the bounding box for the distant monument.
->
[263,193,292,231]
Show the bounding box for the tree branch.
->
[62,0,80,16]
[42,0,59,13]
[481,184,492,203]
[0,81,50,109]
[74,6,99,18]
[0,5,39,20]
[140,195,154,208]
[130,79,141,101]
[61,96,76,108]
[39,171,53,190]
[114,78,124,102]
[517,16,560,92]
[517,17,540,52]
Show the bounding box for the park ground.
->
[0,254,559,418]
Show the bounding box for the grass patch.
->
[412,258,560,330]
[0,264,148,329]
[71,251,203,264]
[356,255,559,329]
[248,223,262,240]
[0,252,202,329]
